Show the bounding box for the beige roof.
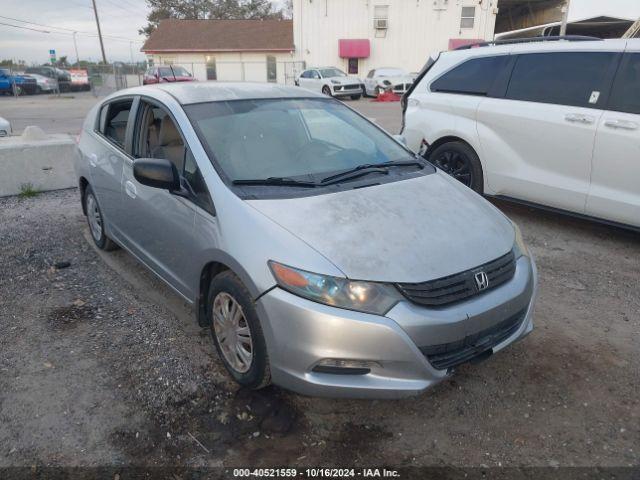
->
[141,19,294,53]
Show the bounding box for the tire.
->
[83,185,118,251]
[375,86,382,97]
[350,94,361,100]
[207,271,271,389]
[322,85,332,97]
[427,141,484,193]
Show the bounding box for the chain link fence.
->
[1,59,306,99]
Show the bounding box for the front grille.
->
[393,83,411,92]
[420,308,527,370]
[340,84,361,90]
[396,250,516,307]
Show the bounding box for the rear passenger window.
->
[506,52,616,108]
[102,100,133,148]
[608,53,640,115]
[431,56,509,96]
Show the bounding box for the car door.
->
[119,98,215,300]
[586,50,640,227]
[477,50,619,213]
[90,97,136,240]
[364,69,376,95]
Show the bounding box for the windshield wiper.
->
[233,177,318,188]
[320,160,424,185]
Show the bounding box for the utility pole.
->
[72,32,80,66]
[91,0,108,64]
[559,0,571,36]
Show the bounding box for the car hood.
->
[377,75,414,85]
[247,172,515,283]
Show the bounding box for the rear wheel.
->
[208,271,271,389]
[322,85,332,97]
[427,141,484,193]
[84,185,118,251]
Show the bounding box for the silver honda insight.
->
[75,82,537,398]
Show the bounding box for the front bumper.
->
[332,84,362,96]
[256,255,538,398]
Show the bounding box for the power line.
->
[0,20,143,43]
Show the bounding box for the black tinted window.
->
[608,53,640,115]
[507,52,615,108]
[431,55,509,96]
[184,150,214,215]
[103,100,132,148]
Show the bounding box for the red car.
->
[143,65,196,85]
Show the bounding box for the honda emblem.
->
[474,271,489,291]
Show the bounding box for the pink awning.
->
[448,38,484,50]
[339,39,370,58]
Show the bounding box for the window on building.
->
[460,6,475,29]
[608,53,640,115]
[431,56,509,96]
[506,52,616,108]
[206,56,217,80]
[267,55,277,83]
[348,58,359,75]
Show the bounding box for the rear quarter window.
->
[607,53,640,115]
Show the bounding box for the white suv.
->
[402,37,640,229]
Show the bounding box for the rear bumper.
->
[256,255,537,399]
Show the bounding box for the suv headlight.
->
[269,261,402,315]
[512,222,530,258]
[330,79,340,84]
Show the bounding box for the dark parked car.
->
[24,66,72,92]
[0,68,37,95]
[143,65,196,85]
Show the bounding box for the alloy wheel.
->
[212,292,253,373]
[431,150,473,187]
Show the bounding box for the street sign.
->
[49,49,56,64]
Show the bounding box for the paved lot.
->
[0,94,639,474]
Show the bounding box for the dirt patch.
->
[47,303,95,331]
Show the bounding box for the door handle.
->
[565,113,595,124]
[125,180,137,199]
[604,119,638,131]
[88,153,97,167]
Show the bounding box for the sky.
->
[0,0,638,65]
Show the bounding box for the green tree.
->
[140,0,286,36]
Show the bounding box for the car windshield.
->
[320,68,346,78]
[185,98,413,182]
[158,66,190,77]
[377,68,407,77]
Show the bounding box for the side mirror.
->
[393,134,407,146]
[133,158,180,191]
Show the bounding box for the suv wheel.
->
[427,141,484,193]
[322,85,332,97]
[84,185,118,251]
[208,271,271,389]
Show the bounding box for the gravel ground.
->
[1,188,638,475]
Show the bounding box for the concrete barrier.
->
[0,129,77,197]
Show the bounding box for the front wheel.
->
[427,141,484,193]
[350,94,361,100]
[322,85,332,97]
[208,271,271,389]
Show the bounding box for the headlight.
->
[268,261,402,315]
[330,79,340,84]
[512,222,530,258]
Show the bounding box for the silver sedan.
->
[75,82,537,398]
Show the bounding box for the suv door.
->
[91,97,136,240]
[587,51,640,227]
[477,50,619,213]
[119,99,215,299]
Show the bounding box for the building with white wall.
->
[141,19,299,84]
[293,0,499,75]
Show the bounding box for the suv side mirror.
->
[133,158,180,191]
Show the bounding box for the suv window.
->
[506,52,616,108]
[608,53,640,115]
[102,100,133,148]
[431,55,509,96]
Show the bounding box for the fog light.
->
[312,359,380,375]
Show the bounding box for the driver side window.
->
[135,101,215,215]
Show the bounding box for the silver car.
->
[75,82,537,398]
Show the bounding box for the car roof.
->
[112,81,324,105]
[440,38,631,62]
